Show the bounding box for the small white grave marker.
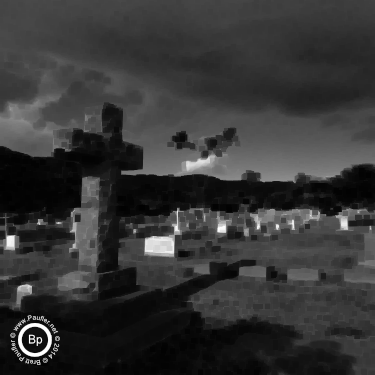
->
[173,207,181,235]
[5,235,20,251]
[217,221,228,233]
[37,219,47,225]
[15,284,33,310]
[336,214,350,231]
[144,235,175,257]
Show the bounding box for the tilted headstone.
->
[52,102,143,301]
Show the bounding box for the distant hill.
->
[0,146,82,216]
[0,146,373,218]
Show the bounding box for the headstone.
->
[217,219,228,233]
[349,211,372,233]
[311,209,320,219]
[260,224,268,234]
[266,221,277,232]
[299,209,312,221]
[293,216,304,231]
[320,216,341,231]
[177,210,190,233]
[53,102,143,301]
[203,211,219,234]
[37,219,47,225]
[279,221,292,234]
[173,208,181,234]
[5,234,20,251]
[144,236,175,257]
[15,284,33,310]
[250,214,261,230]
[336,213,350,231]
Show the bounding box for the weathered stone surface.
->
[54,103,143,301]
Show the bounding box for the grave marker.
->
[5,235,20,251]
[15,284,33,310]
[52,102,143,301]
[144,236,175,257]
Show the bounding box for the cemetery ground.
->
[1,222,375,374]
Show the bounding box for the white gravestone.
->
[15,284,33,310]
[217,220,228,234]
[216,212,231,234]
[336,213,350,231]
[5,235,20,251]
[173,208,181,235]
[144,235,175,257]
[37,219,47,226]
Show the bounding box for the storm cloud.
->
[1,0,375,118]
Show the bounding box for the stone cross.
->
[52,102,143,300]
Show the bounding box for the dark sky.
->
[1,0,375,181]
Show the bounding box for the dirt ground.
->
[2,234,375,374]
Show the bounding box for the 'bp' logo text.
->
[9,315,60,365]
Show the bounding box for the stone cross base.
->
[57,267,137,301]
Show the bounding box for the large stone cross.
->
[52,102,143,300]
